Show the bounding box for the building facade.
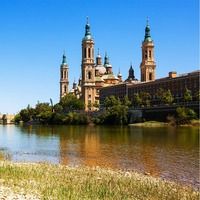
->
[59,18,199,110]
[99,21,199,106]
[60,53,69,99]
[60,18,121,110]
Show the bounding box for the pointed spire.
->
[97,48,101,57]
[104,52,109,65]
[62,51,67,64]
[128,62,135,79]
[118,68,122,77]
[83,16,92,40]
[144,17,152,42]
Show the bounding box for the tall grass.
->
[0,161,199,200]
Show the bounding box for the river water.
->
[0,125,199,188]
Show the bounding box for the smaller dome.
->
[118,72,122,77]
[96,65,106,75]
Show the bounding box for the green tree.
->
[156,88,164,104]
[14,114,21,123]
[93,101,100,110]
[162,89,174,105]
[60,94,84,113]
[123,95,131,107]
[20,109,31,123]
[176,107,196,124]
[133,93,142,107]
[184,88,192,102]
[104,96,121,110]
[101,96,129,124]
[35,102,52,123]
[140,92,151,107]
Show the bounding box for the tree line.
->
[14,88,199,125]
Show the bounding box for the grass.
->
[0,161,199,199]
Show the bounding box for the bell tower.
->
[60,53,69,99]
[140,19,156,82]
[81,17,96,111]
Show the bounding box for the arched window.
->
[149,73,152,80]
[84,48,87,58]
[88,71,91,79]
[145,50,147,59]
[88,48,91,58]
[149,50,152,58]
[64,85,67,93]
[64,71,66,79]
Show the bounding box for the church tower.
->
[81,18,96,111]
[60,53,69,99]
[140,19,156,82]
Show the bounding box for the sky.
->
[0,0,199,114]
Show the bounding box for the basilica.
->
[60,18,156,110]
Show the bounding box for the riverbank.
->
[0,161,199,200]
[129,119,200,127]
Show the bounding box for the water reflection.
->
[0,125,199,187]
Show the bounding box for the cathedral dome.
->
[95,65,106,75]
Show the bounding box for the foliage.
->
[184,88,192,102]
[19,109,31,123]
[156,88,174,105]
[140,92,151,107]
[176,107,197,124]
[162,89,174,104]
[95,96,130,125]
[60,94,84,112]
[133,93,142,107]
[15,94,86,125]
[14,114,21,123]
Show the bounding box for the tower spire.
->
[144,17,152,42]
[62,51,67,64]
[83,16,92,40]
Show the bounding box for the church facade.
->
[60,18,123,110]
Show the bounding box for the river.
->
[0,125,199,188]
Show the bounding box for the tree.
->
[133,93,142,107]
[101,96,129,124]
[156,88,164,104]
[123,95,131,107]
[20,109,31,123]
[195,90,200,101]
[162,89,174,105]
[14,114,21,123]
[60,94,84,113]
[93,101,100,110]
[140,92,151,107]
[184,88,192,102]
[176,107,196,124]
[104,96,121,110]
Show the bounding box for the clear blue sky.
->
[0,0,199,114]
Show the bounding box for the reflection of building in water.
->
[141,145,160,176]
[82,131,101,167]
[59,127,83,166]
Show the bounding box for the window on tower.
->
[84,48,87,58]
[149,73,152,80]
[88,71,92,79]
[64,85,67,93]
[64,71,66,79]
[149,50,152,58]
[88,48,91,58]
[145,50,147,59]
